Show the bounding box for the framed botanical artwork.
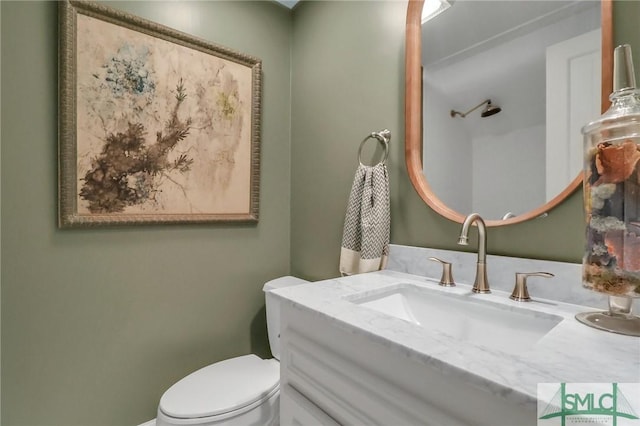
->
[58,1,262,227]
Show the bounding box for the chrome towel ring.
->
[357,129,391,166]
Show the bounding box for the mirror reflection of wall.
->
[422,1,601,220]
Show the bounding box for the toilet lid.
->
[159,354,280,419]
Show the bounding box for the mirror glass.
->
[421,1,602,220]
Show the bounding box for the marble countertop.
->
[273,270,640,406]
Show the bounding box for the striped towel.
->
[339,163,390,276]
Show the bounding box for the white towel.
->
[339,163,390,276]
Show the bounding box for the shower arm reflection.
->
[450,99,502,118]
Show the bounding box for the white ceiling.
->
[422,1,596,66]
[422,1,600,136]
[275,0,299,9]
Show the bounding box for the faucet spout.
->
[458,213,490,293]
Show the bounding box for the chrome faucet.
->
[457,213,490,293]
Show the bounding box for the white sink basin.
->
[351,284,563,355]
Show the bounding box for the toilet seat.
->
[159,354,280,420]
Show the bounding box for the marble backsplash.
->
[386,244,639,310]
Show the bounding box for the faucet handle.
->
[428,257,456,287]
[510,272,554,302]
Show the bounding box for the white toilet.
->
[155,276,308,426]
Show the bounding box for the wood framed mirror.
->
[405,0,613,226]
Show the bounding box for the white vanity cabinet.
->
[275,270,640,426]
[278,301,534,426]
[280,382,340,426]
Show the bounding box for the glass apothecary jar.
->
[579,44,640,336]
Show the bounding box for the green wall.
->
[290,0,640,281]
[1,1,291,424]
[614,0,640,76]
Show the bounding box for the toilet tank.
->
[263,276,308,360]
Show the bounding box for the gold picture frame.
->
[58,1,262,227]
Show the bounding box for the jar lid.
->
[582,44,640,136]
